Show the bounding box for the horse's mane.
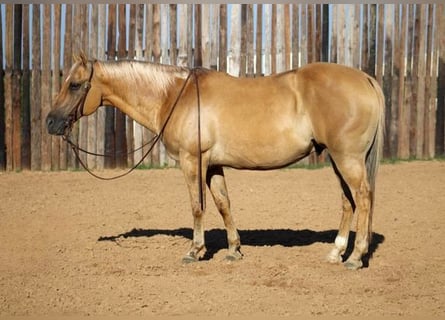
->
[98,60,189,95]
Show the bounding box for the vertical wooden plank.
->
[151,4,161,166]
[194,4,202,67]
[337,5,346,65]
[368,4,377,77]
[170,4,177,65]
[61,4,73,170]
[410,5,420,157]
[30,4,41,170]
[352,5,361,68]
[144,4,153,61]
[160,4,169,166]
[228,4,241,76]
[201,4,211,68]
[178,4,189,67]
[270,4,276,73]
[415,5,427,158]
[210,5,219,70]
[126,4,136,167]
[383,4,394,158]
[330,5,337,63]
[428,4,439,155]
[152,5,161,62]
[240,4,247,76]
[51,4,61,170]
[69,4,82,169]
[133,4,144,166]
[12,4,22,170]
[361,5,369,71]
[314,4,322,63]
[187,5,193,67]
[20,4,30,169]
[398,4,409,159]
[436,4,445,156]
[390,4,400,158]
[41,4,52,171]
[300,5,308,67]
[219,4,227,72]
[322,4,329,62]
[105,3,116,169]
[77,4,89,167]
[96,4,106,170]
[128,4,136,59]
[275,5,285,73]
[424,4,436,158]
[256,4,263,75]
[284,4,291,70]
[307,4,314,63]
[88,4,98,169]
[376,4,385,85]
[403,4,415,159]
[160,4,169,65]
[0,5,5,170]
[246,4,255,76]
[263,4,271,74]
[291,5,299,68]
[115,4,127,168]
[430,4,440,158]
[142,4,154,167]
[4,4,13,171]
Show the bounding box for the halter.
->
[72,60,95,123]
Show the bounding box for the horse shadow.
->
[98,227,384,268]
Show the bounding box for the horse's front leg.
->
[180,151,207,263]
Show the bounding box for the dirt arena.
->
[1,160,444,317]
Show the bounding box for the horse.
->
[46,52,385,270]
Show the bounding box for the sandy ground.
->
[0,160,444,317]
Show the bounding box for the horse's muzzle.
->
[46,111,70,136]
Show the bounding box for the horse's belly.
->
[211,134,312,169]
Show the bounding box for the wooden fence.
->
[1,4,444,171]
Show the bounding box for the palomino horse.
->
[47,53,385,270]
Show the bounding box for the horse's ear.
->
[73,51,88,66]
[79,51,88,65]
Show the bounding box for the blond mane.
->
[97,60,189,96]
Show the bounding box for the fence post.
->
[437,4,445,156]
[41,4,52,171]
[398,4,409,159]
[415,5,427,159]
[51,4,61,170]
[0,5,5,170]
[12,4,22,171]
[219,5,227,72]
[21,5,30,170]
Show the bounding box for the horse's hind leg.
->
[328,154,372,270]
[327,193,354,264]
[206,166,242,261]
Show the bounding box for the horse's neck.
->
[98,61,188,133]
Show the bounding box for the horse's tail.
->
[366,76,385,240]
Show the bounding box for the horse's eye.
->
[69,82,82,91]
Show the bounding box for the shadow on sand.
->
[99,227,384,268]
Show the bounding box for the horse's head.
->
[46,52,102,135]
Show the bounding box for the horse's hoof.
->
[182,255,198,264]
[344,259,363,270]
[326,253,342,264]
[225,250,243,262]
